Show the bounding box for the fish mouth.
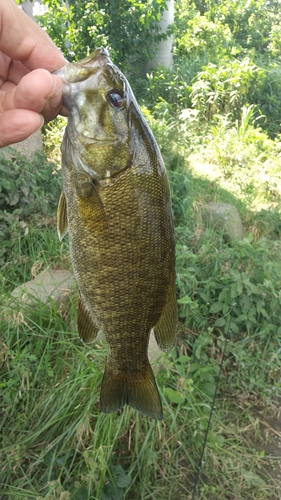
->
[72,47,110,76]
[54,47,110,83]
[54,47,111,111]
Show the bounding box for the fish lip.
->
[53,47,110,84]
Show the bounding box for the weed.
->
[0,149,62,265]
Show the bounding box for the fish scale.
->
[56,47,177,420]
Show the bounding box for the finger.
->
[0,69,64,122]
[0,58,29,86]
[0,0,67,72]
[0,109,43,147]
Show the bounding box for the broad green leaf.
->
[209,302,223,313]
[163,388,185,405]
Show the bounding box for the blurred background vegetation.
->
[1,1,281,499]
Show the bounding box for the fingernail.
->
[39,114,45,128]
[48,75,63,108]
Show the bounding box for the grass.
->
[1,71,281,500]
[1,200,281,499]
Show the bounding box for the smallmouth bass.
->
[55,48,177,420]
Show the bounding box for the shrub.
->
[170,163,281,341]
[190,58,263,122]
[175,12,234,61]
[0,149,61,264]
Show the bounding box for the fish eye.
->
[107,89,124,108]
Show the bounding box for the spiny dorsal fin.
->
[57,191,68,241]
[77,297,99,343]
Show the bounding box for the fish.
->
[55,47,177,420]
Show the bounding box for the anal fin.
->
[77,297,99,343]
[153,271,177,352]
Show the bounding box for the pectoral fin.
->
[153,272,177,352]
[77,181,108,232]
[89,182,108,228]
[57,191,68,241]
[77,297,99,343]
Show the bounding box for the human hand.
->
[0,0,67,147]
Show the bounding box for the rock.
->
[204,202,245,242]
[3,130,43,160]
[11,269,77,306]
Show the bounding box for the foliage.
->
[199,106,281,208]
[190,58,263,122]
[37,0,170,71]
[177,232,281,343]
[37,0,281,137]
[0,150,60,217]
[164,152,281,362]
[175,12,234,61]
[175,0,281,60]
[137,57,203,112]
[251,65,281,138]
[171,0,281,137]
[0,149,61,265]
[42,117,67,163]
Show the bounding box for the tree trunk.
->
[21,0,34,20]
[147,0,174,70]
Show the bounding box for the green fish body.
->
[56,48,177,420]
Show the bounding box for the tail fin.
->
[99,361,163,420]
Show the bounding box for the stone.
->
[3,129,43,161]
[11,269,77,306]
[204,202,245,242]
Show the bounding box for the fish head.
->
[55,48,134,181]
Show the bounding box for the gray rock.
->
[3,130,43,160]
[11,269,76,306]
[204,202,245,242]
